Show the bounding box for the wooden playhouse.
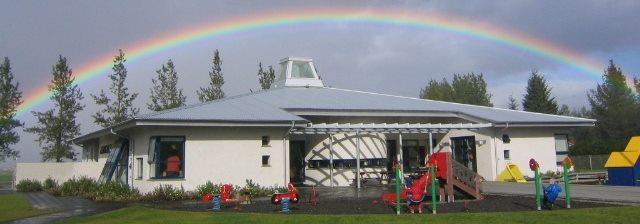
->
[604,136,640,186]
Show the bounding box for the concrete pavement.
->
[482,181,640,205]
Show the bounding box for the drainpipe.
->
[493,123,509,180]
[283,121,296,186]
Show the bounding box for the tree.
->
[257,62,275,90]
[507,95,518,110]
[25,56,83,162]
[0,57,22,162]
[558,104,571,116]
[419,78,454,102]
[92,49,139,127]
[451,73,493,106]
[148,59,186,111]
[522,70,558,114]
[587,60,639,154]
[197,50,225,102]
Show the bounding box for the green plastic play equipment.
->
[430,165,438,214]
[563,157,573,209]
[529,158,541,211]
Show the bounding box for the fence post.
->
[588,155,593,170]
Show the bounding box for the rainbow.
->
[16,7,614,117]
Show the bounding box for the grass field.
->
[0,170,12,182]
[62,205,640,224]
[0,194,53,222]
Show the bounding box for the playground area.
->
[151,187,614,215]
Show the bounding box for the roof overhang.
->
[73,118,308,144]
[493,121,595,127]
[291,122,493,134]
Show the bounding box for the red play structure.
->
[270,183,300,204]
[382,152,483,206]
[201,184,236,203]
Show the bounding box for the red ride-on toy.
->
[201,184,235,203]
[271,183,300,204]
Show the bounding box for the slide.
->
[497,163,527,183]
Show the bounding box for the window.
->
[308,159,387,169]
[262,136,270,147]
[136,158,143,179]
[502,134,511,143]
[262,155,270,166]
[290,61,315,78]
[554,134,569,153]
[503,150,510,160]
[149,136,185,179]
[278,62,287,80]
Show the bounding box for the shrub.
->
[239,179,286,197]
[60,177,98,198]
[94,181,140,202]
[16,179,42,192]
[195,181,222,199]
[43,178,60,195]
[143,184,186,201]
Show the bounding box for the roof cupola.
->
[272,57,324,88]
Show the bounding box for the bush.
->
[143,184,186,201]
[239,179,286,197]
[195,181,222,199]
[16,179,42,192]
[43,178,60,195]
[94,181,140,202]
[60,177,98,198]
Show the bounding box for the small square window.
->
[262,155,270,166]
[502,134,511,143]
[504,150,510,160]
[261,136,270,147]
[136,158,143,179]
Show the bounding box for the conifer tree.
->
[0,57,22,162]
[92,49,139,127]
[257,62,275,90]
[25,56,83,162]
[522,70,558,114]
[148,59,186,111]
[197,50,225,102]
[507,95,518,110]
[587,60,639,153]
[558,104,571,116]
[419,78,454,102]
[451,73,493,106]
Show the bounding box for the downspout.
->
[283,121,296,186]
[493,123,509,180]
[110,128,133,188]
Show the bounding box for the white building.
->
[16,57,594,193]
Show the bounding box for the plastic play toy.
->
[604,136,640,186]
[382,161,436,214]
[562,157,573,208]
[529,158,542,211]
[497,163,527,183]
[543,182,562,209]
[271,183,300,204]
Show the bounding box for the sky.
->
[1,0,639,168]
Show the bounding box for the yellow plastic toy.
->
[497,163,527,183]
[605,136,640,168]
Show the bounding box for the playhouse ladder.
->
[442,152,484,201]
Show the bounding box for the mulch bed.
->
[146,194,615,215]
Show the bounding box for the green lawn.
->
[0,170,12,182]
[0,194,54,222]
[62,206,639,224]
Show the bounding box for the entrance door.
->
[402,140,422,172]
[450,136,477,172]
[289,141,306,184]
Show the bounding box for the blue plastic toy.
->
[543,183,562,209]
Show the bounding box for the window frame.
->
[149,136,186,180]
[503,150,511,160]
[554,134,570,155]
[262,155,270,167]
[261,136,271,147]
[135,157,144,180]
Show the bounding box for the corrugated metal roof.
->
[137,86,594,125]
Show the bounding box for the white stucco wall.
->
[14,162,103,184]
[128,126,290,193]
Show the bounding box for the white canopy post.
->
[356,131,361,189]
[429,132,434,155]
[398,133,404,182]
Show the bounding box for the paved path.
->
[8,192,122,224]
[482,181,640,205]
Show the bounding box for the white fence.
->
[14,162,103,186]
